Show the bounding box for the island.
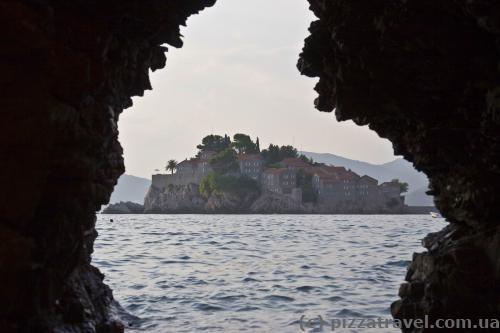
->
[103,134,415,214]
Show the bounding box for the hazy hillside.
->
[301,151,433,206]
[109,174,151,204]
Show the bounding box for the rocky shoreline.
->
[102,186,434,215]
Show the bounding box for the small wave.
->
[385,260,410,267]
[264,295,295,302]
[185,277,208,285]
[212,294,247,301]
[336,308,366,317]
[131,284,146,290]
[194,325,224,331]
[324,295,344,302]
[160,260,212,266]
[173,284,186,289]
[193,303,224,312]
[295,285,318,292]
[224,317,248,323]
[236,306,260,312]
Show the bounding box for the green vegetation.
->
[197,134,231,153]
[197,133,312,200]
[297,169,318,203]
[391,179,409,193]
[165,159,177,174]
[261,144,297,165]
[231,133,260,154]
[260,144,314,166]
[209,148,239,174]
[198,133,263,198]
[299,154,314,165]
[267,162,282,168]
[200,172,259,198]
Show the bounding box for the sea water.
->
[94,215,443,332]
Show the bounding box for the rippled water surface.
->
[94,215,443,332]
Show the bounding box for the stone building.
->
[356,175,379,202]
[199,150,216,161]
[262,168,302,202]
[312,167,361,205]
[309,166,401,207]
[152,151,215,189]
[238,154,264,180]
[379,180,405,204]
[262,168,296,194]
[280,157,310,169]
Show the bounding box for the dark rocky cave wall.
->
[298,0,500,331]
[0,1,215,332]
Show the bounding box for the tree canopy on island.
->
[261,144,301,165]
[166,159,177,174]
[390,179,409,193]
[196,132,314,175]
[197,134,231,153]
[200,173,260,198]
[231,133,260,154]
[297,169,318,203]
[209,148,239,174]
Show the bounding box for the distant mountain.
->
[300,151,433,206]
[109,174,151,204]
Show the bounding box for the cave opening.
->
[98,0,437,331]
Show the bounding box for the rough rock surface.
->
[205,191,260,213]
[0,1,215,332]
[299,0,500,329]
[144,184,206,213]
[101,202,144,214]
[144,184,406,214]
[250,193,309,213]
[143,184,260,213]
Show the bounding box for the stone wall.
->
[152,173,201,189]
[298,0,500,330]
[0,1,215,332]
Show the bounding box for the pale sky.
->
[120,0,397,178]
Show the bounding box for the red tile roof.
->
[308,165,361,183]
[360,175,378,183]
[341,170,360,180]
[237,154,263,161]
[303,166,327,175]
[263,168,287,175]
[281,157,310,168]
[322,165,347,174]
